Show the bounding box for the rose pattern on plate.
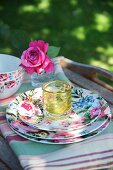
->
[7,116,111,144]
[6,102,111,140]
[6,86,111,144]
[6,87,111,132]
[17,88,101,131]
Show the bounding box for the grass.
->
[0,0,113,72]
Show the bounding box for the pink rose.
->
[29,40,49,53]
[20,40,54,74]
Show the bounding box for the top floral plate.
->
[6,86,107,131]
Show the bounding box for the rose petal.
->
[35,66,43,74]
[44,61,55,72]
[42,55,55,72]
[42,55,51,68]
[25,67,35,74]
[37,40,49,53]
[29,40,49,53]
[20,64,35,74]
[43,55,52,68]
[29,40,38,48]
[21,47,46,67]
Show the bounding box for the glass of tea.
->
[43,80,72,119]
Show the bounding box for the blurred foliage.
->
[0,0,113,71]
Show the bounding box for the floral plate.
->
[6,87,108,131]
[6,109,111,140]
[7,116,111,144]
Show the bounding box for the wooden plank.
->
[92,78,113,92]
[61,57,113,80]
[56,57,97,79]
[63,68,113,105]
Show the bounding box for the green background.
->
[0,0,113,71]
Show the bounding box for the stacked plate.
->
[6,87,111,144]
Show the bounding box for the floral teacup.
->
[0,74,23,99]
[0,67,24,82]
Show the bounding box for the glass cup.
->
[43,80,72,119]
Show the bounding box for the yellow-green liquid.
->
[43,81,71,116]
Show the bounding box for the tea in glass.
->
[43,80,71,119]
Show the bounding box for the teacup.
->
[0,54,24,100]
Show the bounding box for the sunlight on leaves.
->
[41,28,50,36]
[19,5,35,13]
[0,47,12,54]
[94,13,111,32]
[96,45,113,57]
[90,59,113,72]
[19,0,50,13]
[71,26,86,40]
[108,57,113,65]
[38,0,50,12]
[70,0,78,6]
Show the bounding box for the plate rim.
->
[6,86,106,131]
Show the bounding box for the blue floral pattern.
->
[6,86,111,144]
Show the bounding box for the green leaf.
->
[47,46,60,58]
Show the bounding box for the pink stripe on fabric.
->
[0,115,5,121]
[24,156,113,169]
[75,133,113,146]
[19,136,113,161]
[42,149,113,164]
[6,134,27,142]
[46,155,113,167]
[21,149,113,164]
[0,112,5,115]
[24,161,113,170]
[71,161,113,170]
[23,149,113,170]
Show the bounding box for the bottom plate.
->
[8,116,111,144]
[7,113,110,140]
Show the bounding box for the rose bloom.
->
[20,40,54,74]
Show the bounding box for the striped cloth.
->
[0,61,113,170]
